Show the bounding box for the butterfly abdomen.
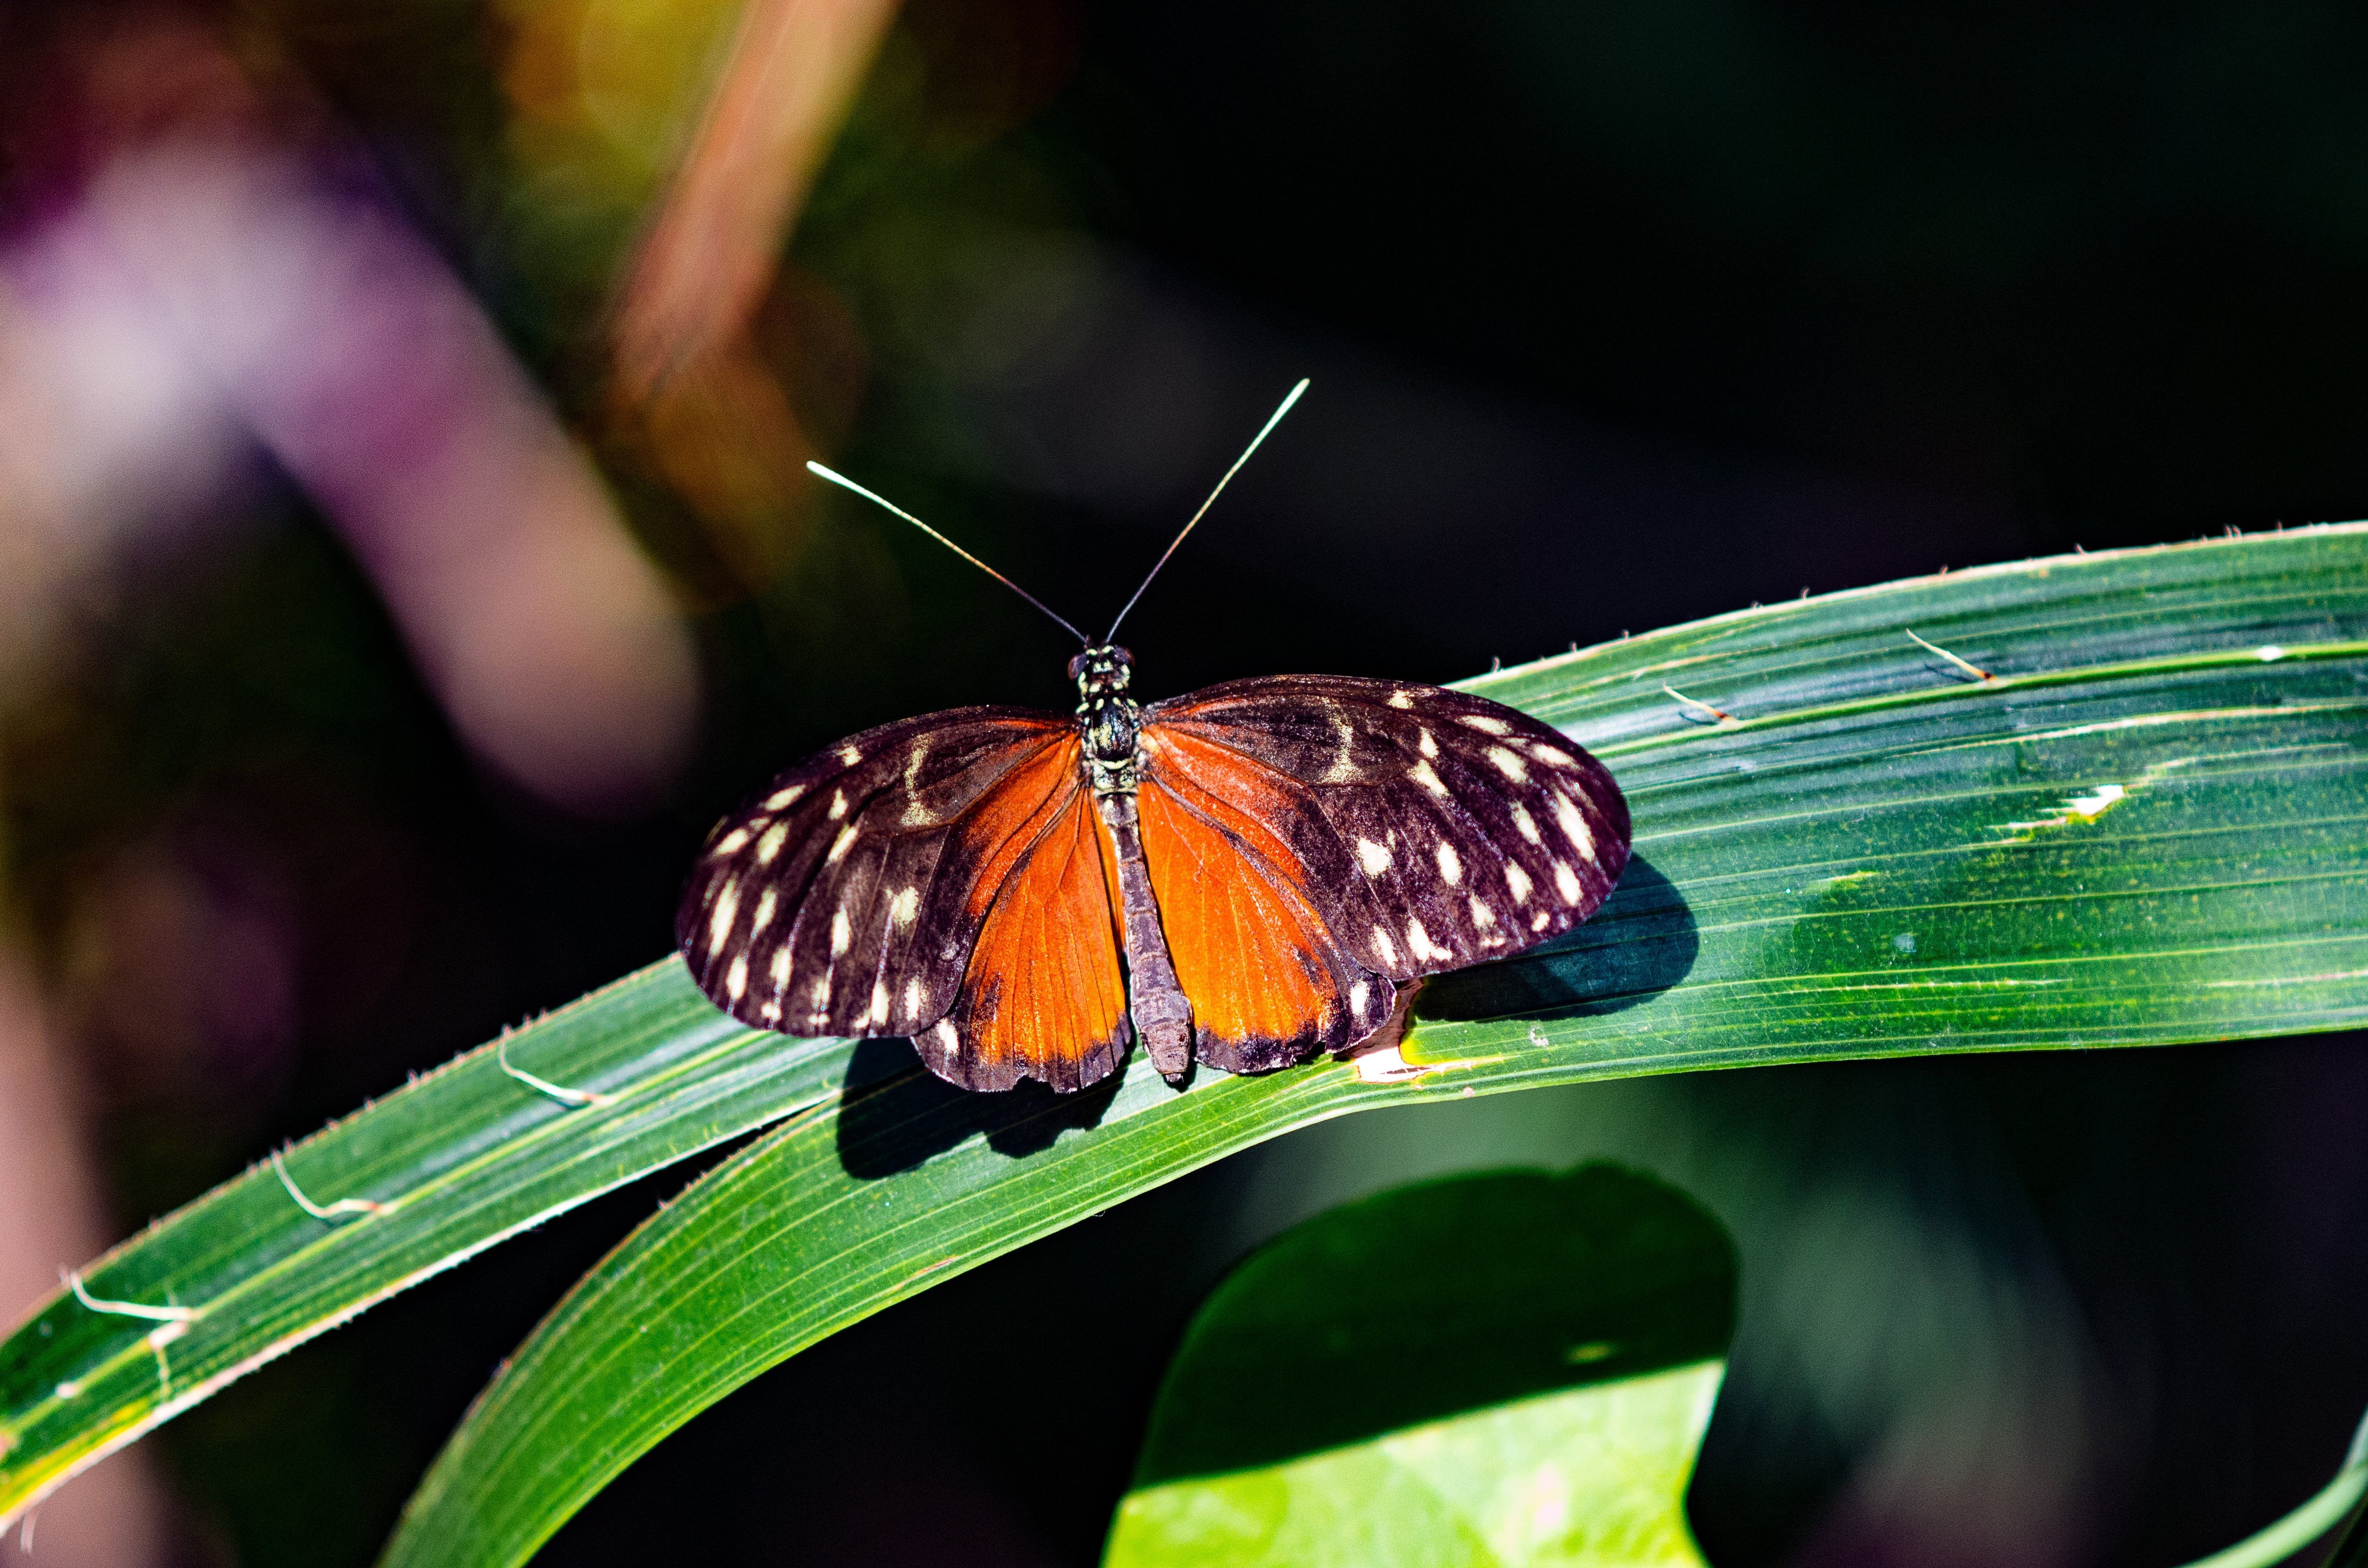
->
[1096,791,1194,1082]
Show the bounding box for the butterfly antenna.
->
[806,462,1089,646]
[1105,378,1309,642]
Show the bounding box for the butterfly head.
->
[1068,644,1135,700]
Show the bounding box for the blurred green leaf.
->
[2190,1409,2368,1568]
[1104,1164,1730,1568]
[384,527,2368,1565]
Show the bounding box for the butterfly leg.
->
[1096,791,1195,1082]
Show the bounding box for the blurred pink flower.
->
[0,27,698,814]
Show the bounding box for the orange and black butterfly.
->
[678,384,1630,1093]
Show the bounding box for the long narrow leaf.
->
[385,527,2368,1565]
[0,967,824,1523]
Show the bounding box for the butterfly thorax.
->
[1070,644,1142,794]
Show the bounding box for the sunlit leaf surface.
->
[1104,1165,1729,1568]
[381,527,2368,1564]
[0,972,839,1523]
[1114,1368,1722,1568]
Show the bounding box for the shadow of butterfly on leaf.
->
[835,1036,1130,1178]
[1415,853,1696,1025]
[831,857,1692,1181]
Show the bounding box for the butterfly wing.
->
[924,784,1132,1093]
[679,706,1055,1036]
[1130,736,1388,1073]
[1138,675,1629,1068]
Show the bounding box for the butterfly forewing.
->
[679,707,1078,1040]
[1143,675,1630,990]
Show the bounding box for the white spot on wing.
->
[1531,910,1552,932]
[726,955,748,1002]
[839,745,863,765]
[1530,742,1578,768]
[934,1019,958,1051]
[1437,842,1462,884]
[1505,862,1533,905]
[750,889,777,937]
[1486,746,1529,782]
[1468,894,1496,927]
[1406,917,1442,962]
[828,790,849,821]
[830,906,851,956]
[769,944,793,992]
[1357,838,1393,875]
[1552,790,1598,865]
[1457,713,1511,735]
[1554,860,1583,905]
[707,882,740,956]
[905,978,923,1019]
[1350,979,1370,1015]
[760,1000,781,1022]
[1511,804,1541,844]
[755,822,789,864]
[900,741,934,826]
[870,981,890,1026]
[1372,925,1399,967]
[765,784,804,810]
[1321,718,1359,783]
[1388,689,1416,709]
[811,974,831,1007]
[712,827,751,857]
[1408,760,1449,797]
[1417,728,1438,759]
[826,824,859,863]
[890,886,920,929]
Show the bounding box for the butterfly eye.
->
[1066,652,1089,682]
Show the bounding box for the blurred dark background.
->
[2,0,2366,1564]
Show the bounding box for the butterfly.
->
[677,383,1631,1093]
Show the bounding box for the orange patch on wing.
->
[1139,726,1310,881]
[955,734,1084,919]
[1135,753,1343,1054]
[957,788,1130,1089]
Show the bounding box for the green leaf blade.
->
[384,529,2368,1565]
[0,963,841,1522]
[1109,1365,1724,1568]
[1108,1164,1733,1568]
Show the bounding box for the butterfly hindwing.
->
[679,707,1080,1041]
[1142,674,1629,1047]
[923,784,1132,1092]
[1132,727,1394,1071]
